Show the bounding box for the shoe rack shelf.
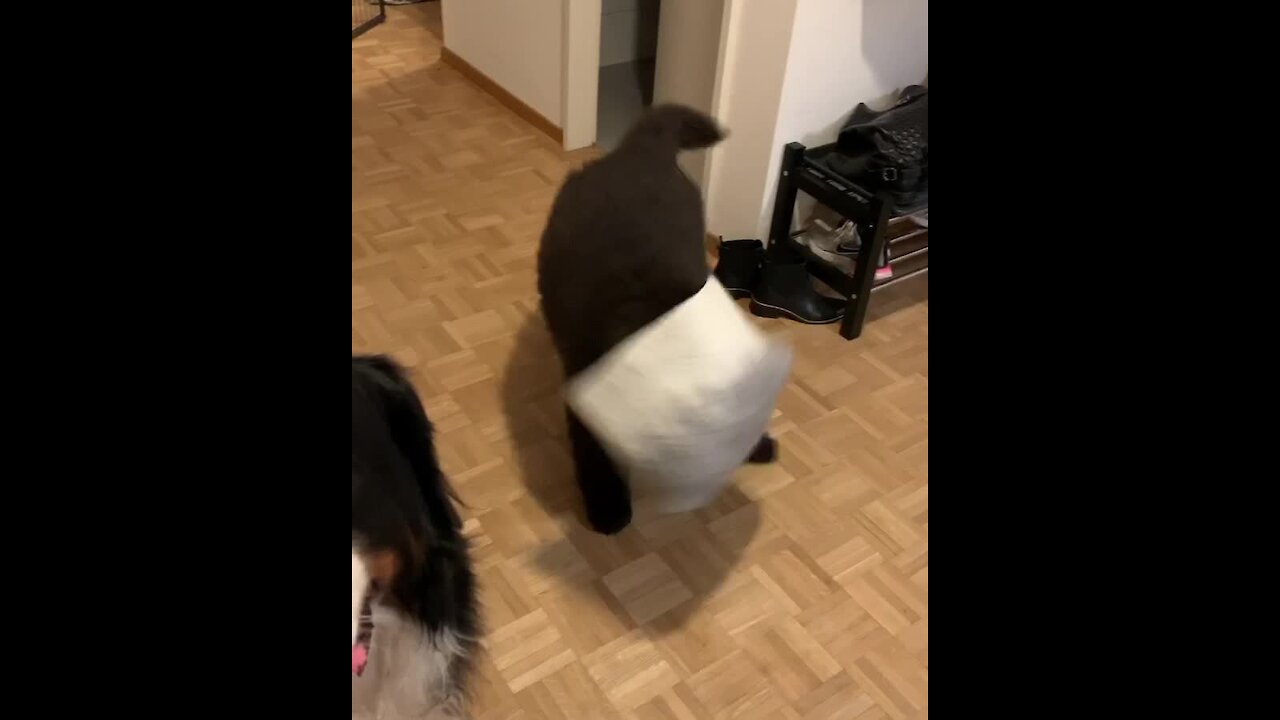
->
[767,142,929,340]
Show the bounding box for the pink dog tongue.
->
[353,593,374,676]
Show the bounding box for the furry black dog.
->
[351,355,477,719]
[537,105,775,535]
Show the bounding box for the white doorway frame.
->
[561,0,601,151]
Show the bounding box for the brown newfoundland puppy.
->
[537,105,777,534]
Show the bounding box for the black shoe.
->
[747,435,777,464]
[749,258,846,324]
[712,239,764,299]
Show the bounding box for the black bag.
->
[821,85,928,211]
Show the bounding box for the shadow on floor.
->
[500,312,760,634]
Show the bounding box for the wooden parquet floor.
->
[353,6,928,718]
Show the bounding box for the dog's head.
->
[351,356,463,668]
[621,104,726,152]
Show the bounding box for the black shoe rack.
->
[766,141,929,340]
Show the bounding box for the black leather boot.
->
[750,258,846,324]
[712,239,764,299]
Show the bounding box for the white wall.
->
[442,0,564,125]
[441,0,926,220]
[562,0,601,149]
[600,0,660,67]
[703,0,799,241]
[652,0,726,185]
[755,0,929,240]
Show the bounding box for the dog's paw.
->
[586,503,632,535]
[747,436,777,464]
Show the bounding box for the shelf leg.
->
[840,193,893,340]
[766,143,806,261]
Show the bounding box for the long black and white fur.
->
[352,355,478,719]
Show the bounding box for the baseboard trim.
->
[440,47,563,144]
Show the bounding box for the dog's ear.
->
[354,356,463,536]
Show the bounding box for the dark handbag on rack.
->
[821,85,928,211]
